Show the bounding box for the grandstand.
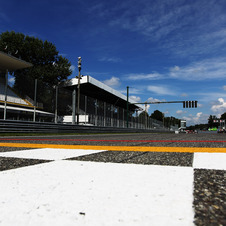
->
[63,76,164,129]
[0,51,164,128]
[0,51,54,121]
[0,79,31,106]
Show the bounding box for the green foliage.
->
[220,112,226,120]
[138,111,149,124]
[208,115,218,128]
[188,112,226,130]
[0,31,72,112]
[164,116,180,128]
[150,110,164,121]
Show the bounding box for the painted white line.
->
[0,160,194,226]
[193,153,226,170]
[0,148,105,160]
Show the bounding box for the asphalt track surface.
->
[0,132,225,225]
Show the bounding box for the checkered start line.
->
[0,148,225,226]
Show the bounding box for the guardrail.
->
[0,120,169,134]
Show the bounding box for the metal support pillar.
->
[72,88,76,124]
[33,78,37,122]
[54,85,58,123]
[77,57,82,125]
[123,108,125,128]
[4,69,8,120]
[95,99,98,126]
[117,107,119,127]
[136,110,138,129]
[111,105,113,127]
[84,95,87,125]
[104,102,106,127]
[126,86,129,128]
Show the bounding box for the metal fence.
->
[0,81,166,130]
[60,94,164,130]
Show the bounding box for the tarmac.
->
[0,132,225,226]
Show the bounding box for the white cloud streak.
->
[146,97,161,103]
[107,0,226,58]
[169,58,226,81]
[130,95,141,103]
[124,57,226,82]
[183,112,209,125]
[99,57,122,63]
[103,76,121,87]
[211,98,226,115]
[125,73,164,80]
[147,85,177,96]
[69,65,76,72]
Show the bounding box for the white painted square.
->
[0,148,105,160]
[193,153,226,170]
[0,160,194,226]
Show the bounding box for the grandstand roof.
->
[0,51,33,72]
[64,76,143,111]
[0,105,54,116]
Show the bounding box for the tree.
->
[208,115,218,128]
[220,112,226,120]
[0,31,72,112]
[138,111,149,125]
[150,110,164,121]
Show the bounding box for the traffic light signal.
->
[183,101,197,108]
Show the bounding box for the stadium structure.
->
[0,51,54,121]
[0,51,164,129]
[62,76,163,129]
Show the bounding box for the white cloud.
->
[109,1,192,41]
[8,77,15,85]
[126,73,164,81]
[181,93,188,97]
[103,76,121,87]
[183,112,208,125]
[146,97,161,103]
[119,87,142,95]
[223,86,226,91]
[147,85,176,96]
[130,95,141,103]
[171,66,180,72]
[59,53,68,57]
[211,98,226,115]
[129,87,142,95]
[198,92,226,103]
[99,57,122,63]
[169,58,226,81]
[70,65,76,72]
[176,110,184,115]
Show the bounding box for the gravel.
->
[0,157,51,171]
[193,169,226,226]
[69,151,194,167]
[0,147,36,152]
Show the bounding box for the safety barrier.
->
[0,120,169,134]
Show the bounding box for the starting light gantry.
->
[131,100,198,108]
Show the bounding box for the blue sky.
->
[1,0,226,125]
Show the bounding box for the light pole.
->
[52,62,58,124]
[4,69,8,120]
[54,85,58,123]
[33,78,37,122]
[77,56,82,124]
[126,86,129,128]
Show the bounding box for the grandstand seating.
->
[0,80,32,106]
